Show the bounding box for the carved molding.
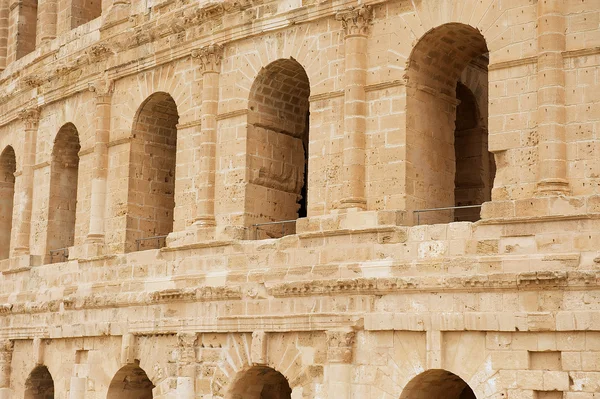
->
[18,108,40,129]
[86,44,114,63]
[191,44,224,73]
[335,5,373,37]
[12,285,242,315]
[88,78,115,98]
[177,332,198,364]
[326,329,355,363]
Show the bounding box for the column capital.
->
[177,332,197,364]
[335,5,373,37]
[326,329,355,363]
[18,107,40,129]
[191,44,224,74]
[88,78,115,98]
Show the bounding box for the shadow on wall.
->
[24,365,54,399]
[227,366,292,399]
[405,23,495,225]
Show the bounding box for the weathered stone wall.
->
[0,0,597,398]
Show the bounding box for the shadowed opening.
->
[228,366,292,399]
[126,92,179,252]
[0,146,16,260]
[24,365,54,399]
[47,123,80,262]
[107,364,154,399]
[16,0,38,60]
[247,58,310,238]
[400,369,476,399]
[406,23,494,224]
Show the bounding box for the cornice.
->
[0,270,597,318]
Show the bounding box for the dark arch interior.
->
[126,92,179,252]
[0,146,16,260]
[47,123,80,262]
[24,365,54,399]
[406,23,493,224]
[228,366,292,399]
[107,364,154,399]
[400,369,476,399]
[247,58,310,238]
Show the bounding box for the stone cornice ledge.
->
[265,270,599,297]
[5,285,242,315]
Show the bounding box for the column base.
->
[192,216,216,227]
[535,178,570,196]
[69,242,106,260]
[334,197,367,210]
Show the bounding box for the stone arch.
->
[126,92,179,252]
[47,123,81,262]
[107,363,154,399]
[226,366,292,399]
[24,365,54,399]
[405,22,492,224]
[400,369,476,399]
[0,146,16,260]
[246,58,311,237]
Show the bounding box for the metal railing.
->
[49,247,69,263]
[251,219,297,240]
[135,235,168,251]
[413,204,482,225]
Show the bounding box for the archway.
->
[405,23,493,224]
[47,123,80,262]
[400,369,476,399]
[107,364,154,399]
[247,58,310,238]
[0,146,16,260]
[227,366,291,399]
[24,365,54,399]
[126,92,179,252]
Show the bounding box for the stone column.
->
[85,80,113,250]
[36,0,57,44]
[535,0,569,195]
[326,329,355,399]
[190,44,223,227]
[176,333,197,399]
[335,6,372,210]
[12,108,39,258]
[0,340,13,399]
[0,0,9,70]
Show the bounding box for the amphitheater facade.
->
[0,0,598,398]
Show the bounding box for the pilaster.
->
[176,333,197,399]
[535,0,569,196]
[326,329,355,399]
[36,0,57,44]
[11,108,39,261]
[82,79,113,257]
[334,6,372,211]
[0,340,13,399]
[191,43,223,227]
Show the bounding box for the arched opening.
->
[107,364,154,399]
[16,0,38,60]
[247,58,310,238]
[0,146,16,260]
[126,92,178,252]
[24,365,54,399]
[227,366,292,399]
[47,123,80,263]
[68,0,101,29]
[406,23,493,224]
[400,369,476,399]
